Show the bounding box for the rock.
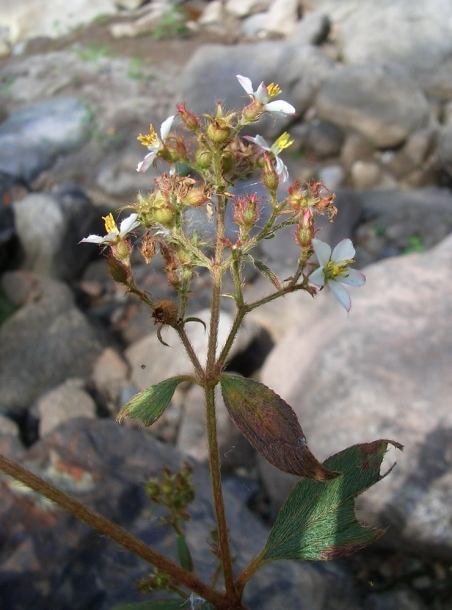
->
[316,64,430,148]
[225,0,272,18]
[0,98,92,183]
[354,187,452,263]
[2,0,118,45]
[0,414,24,458]
[309,0,452,75]
[179,42,335,136]
[36,379,97,437]
[13,188,102,281]
[0,272,107,416]
[288,10,331,45]
[259,233,452,560]
[0,418,362,610]
[125,308,259,390]
[305,120,345,158]
[90,347,130,409]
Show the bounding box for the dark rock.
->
[0,272,107,416]
[0,418,362,610]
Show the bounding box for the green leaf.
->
[257,440,403,566]
[110,599,184,610]
[117,377,185,426]
[220,375,338,480]
[177,534,194,572]
[251,258,281,290]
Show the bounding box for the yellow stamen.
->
[102,213,118,234]
[267,82,282,99]
[274,132,294,152]
[137,124,159,148]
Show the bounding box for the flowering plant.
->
[0,75,401,610]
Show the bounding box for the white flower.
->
[245,132,293,182]
[236,75,296,117]
[136,115,175,173]
[80,213,140,245]
[309,238,365,312]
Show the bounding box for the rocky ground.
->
[1,2,452,609]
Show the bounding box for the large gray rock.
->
[178,42,335,136]
[0,98,92,183]
[316,64,430,148]
[0,272,107,415]
[13,187,102,281]
[259,233,452,560]
[0,417,362,610]
[309,0,452,75]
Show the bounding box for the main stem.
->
[203,190,238,601]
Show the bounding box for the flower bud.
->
[195,149,212,169]
[185,187,208,208]
[176,103,200,131]
[207,120,231,144]
[221,150,234,174]
[242,101,264,122]
[262,154,279,193]
[152,206,176,227]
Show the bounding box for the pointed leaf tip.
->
[117,376,186,426]
[252,439,402,569]
[220,375,338,480]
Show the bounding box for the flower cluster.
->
[81,74,365,312]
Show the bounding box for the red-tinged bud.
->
[262,154,279,193]
[108,254,131,284]
[176,103,200,131]
[295,210,315,249]
[233,194,260,228]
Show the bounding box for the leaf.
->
[177,534,194,572]
[256,440,403,566]
[251,258,281,290]
[117,377,185,426]
[220,375,338,480]
[110,599,184,610]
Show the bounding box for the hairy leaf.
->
[117,377,185,426]
[257,440,403,565]
[220,375,338,480]
[251,258,281,290]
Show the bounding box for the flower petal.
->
[160,115,175,140]
[236,74,254,95]
[119,213,140,235]
[328,279,351,312]
[332,238,355,262]
[274,156,289,182]
[137,151,157,173]
[254,81,268,104]
[311,238,332,267]
[264,100,296,116]
[309,267,326,286]
[340,269,366,287]
[79,234,105,244]
[245,134,271,151]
